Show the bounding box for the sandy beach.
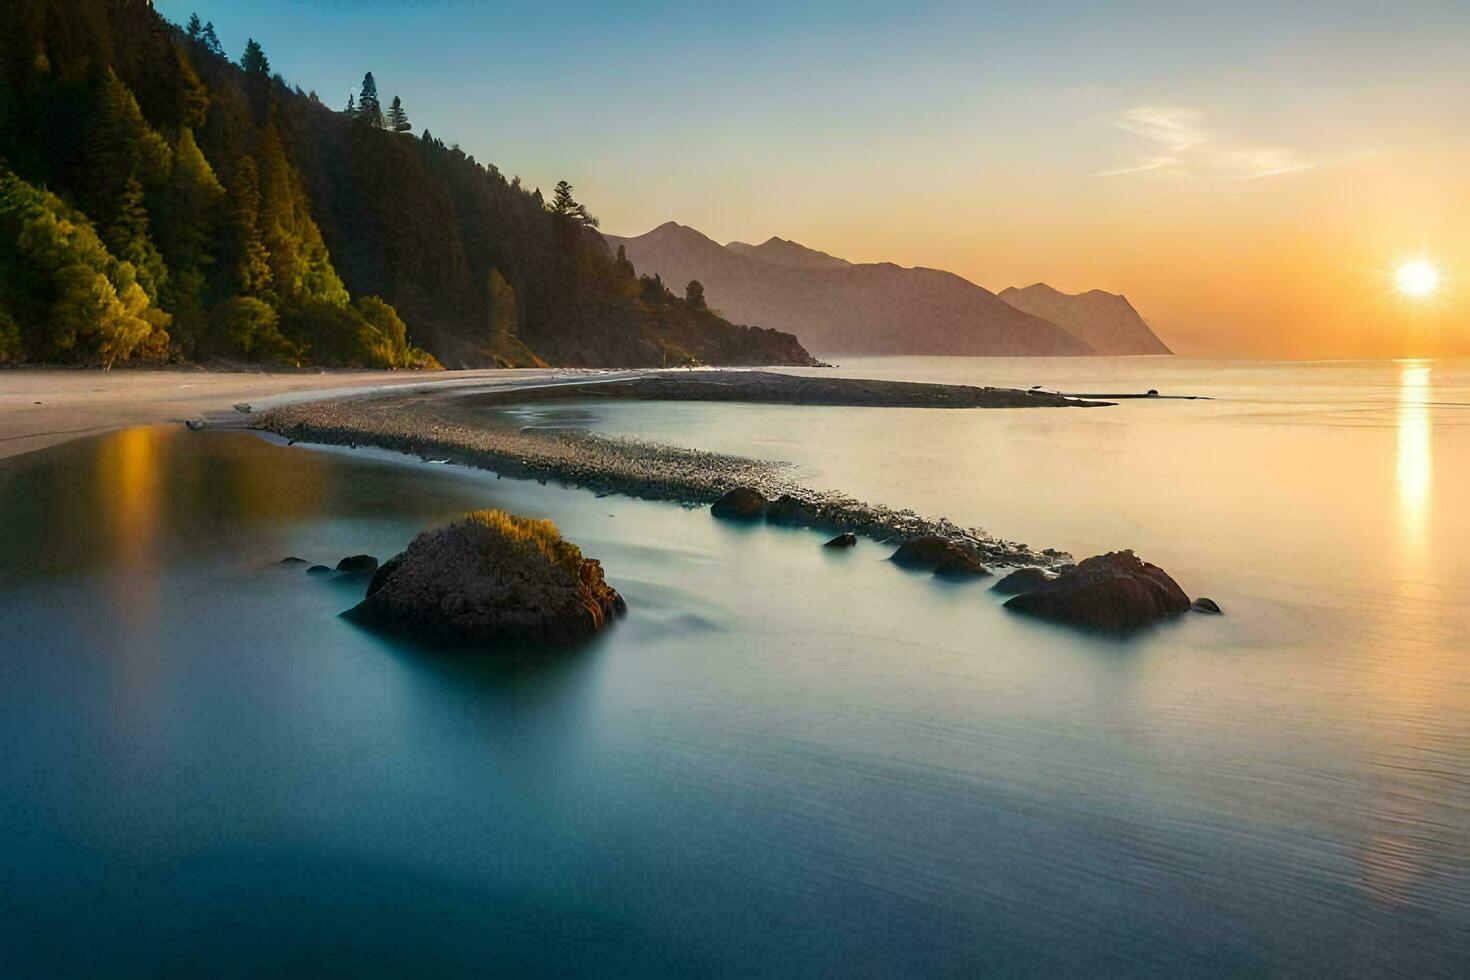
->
[0,366,617,460]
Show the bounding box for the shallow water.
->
[1,358,1467,976]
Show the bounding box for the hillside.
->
[999,283,1170,355]
[0,0,814,369]
[605,222,1095,357]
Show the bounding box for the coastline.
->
[256,375,1086,568]
[0,366,612,460]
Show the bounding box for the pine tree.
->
[227,156,273,299]
[240,39,269,75]
[357,72,383,127]
[186,13,202,40]
[548,180,599,228]
[344,92,356,116]
[386,95,410,132]
[201,21,223,57]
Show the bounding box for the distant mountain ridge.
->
[998,283,1171,355]
[605,223,1091,357]
[605,222,1170,357]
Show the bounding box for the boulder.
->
[1191,597,1223,614]
[765,494,815,526]
[890,536,990,577]
[711,487,768,520]
[823,532,858,549]
[1004,550,1190,631]
[991,566,1058,595]
[344,509,626,647]
[934,552,992,578]
[336,554,379,574]
[306,564,332,576]
[278,556,308,565]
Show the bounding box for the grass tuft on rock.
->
[455,510,584,582]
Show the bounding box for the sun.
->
[1395,259,1440,298]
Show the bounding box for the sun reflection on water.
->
[1394,363,1433,567]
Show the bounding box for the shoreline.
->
[256,375,1085,569]
[0,366,620,460]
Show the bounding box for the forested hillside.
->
[0,0,814,369]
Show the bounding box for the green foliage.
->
[200,21,223,57]
[357,72,382,128]
[0,165,170,365]
[386,95,409,132]
[226,156,273,299]
[81,68,171,302]
[240,39,269,75]
[209,295,295,361]
[0,0,811,370]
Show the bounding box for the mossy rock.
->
[344,510,625,647]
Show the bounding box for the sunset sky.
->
[157,0,1470,357]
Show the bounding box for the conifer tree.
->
[357,72,383,127]
[200,22,223,57]
[548,180,599,228]
[386,95,410,132]
[240,39,269,75]
[345,92,356,116]
[227,156,273,299]
[186,13,202,40]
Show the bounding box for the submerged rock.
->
[336,554,379,574]
[823,532,858,549]
[344,510,625,647]
[890,536,990,577]
[306,564,332,576]
[278,556,308,565]
[991,566,1058,595]
[711,486,768,520]
[1191,597,1223,614]
[1003,550,1190,631]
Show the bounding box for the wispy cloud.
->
[1096,107,1313,180]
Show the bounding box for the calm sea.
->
[1,357,1466,976]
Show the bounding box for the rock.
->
[306,564,332,576]
[711,486,768,520]
[365,553,404,598]
[185,419,206,431]
[1191,597,1222,614]
[823,533,858,549]
[344,509,626,647]
[233,402,252,413]
[991,566,1058,595]
[933,552,992,578]
[278,556,308,565]
[1004,550,1191,631]
[891,535,989,577]
[336,554,379,574]
[765,494,814,526]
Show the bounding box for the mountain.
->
[998,284,1170,355]
[604,223,1093,357]
[726,237,850,270]
[0,0,814,369]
